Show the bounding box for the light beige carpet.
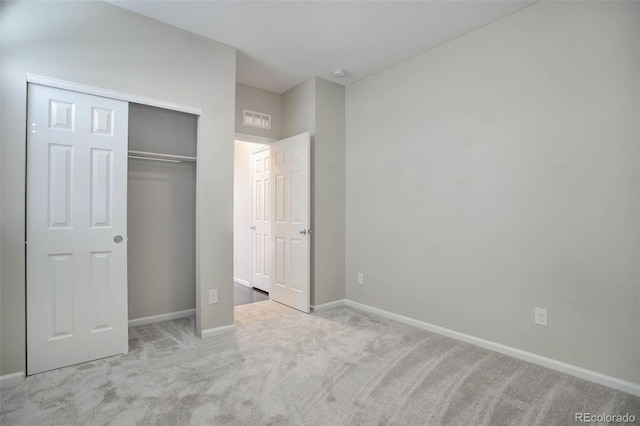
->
[1,301,638,425]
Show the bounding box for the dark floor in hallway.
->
[234,282,269,306]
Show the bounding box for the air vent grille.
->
[243,109,271,130]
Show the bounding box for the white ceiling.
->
[107,1,535,94]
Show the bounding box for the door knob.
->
[299,229,307,235]
[114,235,123,243]
[250,226,256,230]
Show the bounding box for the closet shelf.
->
[128,150,196,164]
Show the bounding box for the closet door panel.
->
[27,84,129,375]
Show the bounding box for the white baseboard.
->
[311,299,346,312]
[0,372,25,388]
[128,308,196,327]
[344,299,640,397]
[201,324,236,339]
[233,277,252,288]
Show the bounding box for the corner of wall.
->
[312,76,346,305]
[281,77,316,138]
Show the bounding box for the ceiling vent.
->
[243,109,271,130]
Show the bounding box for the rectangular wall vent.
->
[243,109,271,130]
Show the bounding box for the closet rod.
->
[127,150,197,164]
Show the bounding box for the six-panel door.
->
[27,84,129,374]
[269,133,311,313]
[251,147,271,293]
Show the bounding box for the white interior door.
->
[251,147,271,292]
[270,132,311,313]
[27,84,129,374]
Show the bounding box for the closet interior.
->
[127,103,197,323]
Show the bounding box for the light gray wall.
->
[314,78,346,305]
[233,140,265,285]
[282,78,316,138]
[128,103,197,157]
[282,77,345,306]
[1,1,236,375]
[128,161,196,319]
[236,83,282,140]
[128,104,197,320]
[346,1,640,383]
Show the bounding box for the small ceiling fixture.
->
[333,69,346,78]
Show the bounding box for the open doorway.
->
[233,133,312,312]
[234,139,271,306]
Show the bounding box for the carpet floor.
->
[1,301,638,425]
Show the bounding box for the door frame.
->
[24,74,204,336]
[233,134,276,293]
[233,133,312,313]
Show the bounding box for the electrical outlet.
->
[209,289,218,304]
[357,273,364,284]
[534,307,547,327]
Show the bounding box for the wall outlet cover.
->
[535,307,548,327]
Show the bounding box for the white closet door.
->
[270,132,311,313]
[27,84,129,374]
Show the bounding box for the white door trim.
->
[235,133,277,144]
[26,74,202,116]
